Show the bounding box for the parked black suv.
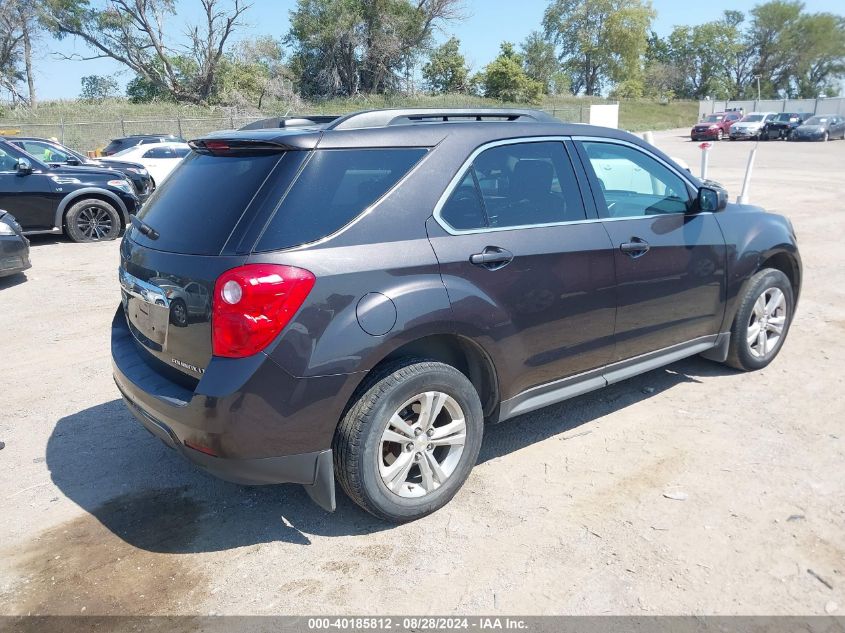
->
[101,134,185,157]
[112,109,801,522]
[0,140,140,241]
[5,136,154,200]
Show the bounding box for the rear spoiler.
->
[239,115,340,131]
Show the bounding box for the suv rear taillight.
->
[212,264,315,358]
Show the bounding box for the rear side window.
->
[132,151,286,255]
[255,148,425,251]
[438,141,585,231]
[143,146,179,159]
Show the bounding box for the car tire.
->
[725,268,794,372]
[64,198,122,243]
[169,298,188,327]
[333,359,484,523]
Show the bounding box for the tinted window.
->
[473,141,584,228]
[103,139,131,154]
[143,146,178,159]
[173,147,190,157]
[582,142,691,217]
[704,115,723,122]
[255,148,425,251]
[440,170,487,230]
[133,151,287,255]
[805,116,827,125]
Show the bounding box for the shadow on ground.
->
[46,356,736,553]
[0,272,28,289]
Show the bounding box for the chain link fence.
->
[0,105,590,154]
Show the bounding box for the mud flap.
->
[304,449,336,512]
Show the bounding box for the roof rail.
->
[239,115,341,131]
[327,108,558,130]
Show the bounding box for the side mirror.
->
[697,185,728,212]
[66,157,80,166]
[15,158,32,175]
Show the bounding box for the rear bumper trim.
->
[116,382,336,511]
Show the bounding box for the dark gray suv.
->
[112,109,801,522]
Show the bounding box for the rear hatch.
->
[118,137,312,381]
[118,131,428,382]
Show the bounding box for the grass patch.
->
[0,95,698,151]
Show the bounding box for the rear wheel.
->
[725,268,794,371]
[64,198,122,242]
[334,359,484,523]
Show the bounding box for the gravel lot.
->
[0,129,843,617]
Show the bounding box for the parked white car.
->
[729,112,777,140]
[101,142,191,187]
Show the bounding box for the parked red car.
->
[691,112,742,141]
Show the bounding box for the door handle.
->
[469,246,513,270]
[620,237,650,258]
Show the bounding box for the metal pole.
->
[120,118,126,135]
[60,117,65,145]
[737,147,757,205]
[177,116,183,138]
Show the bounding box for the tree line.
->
[0,0,843,110]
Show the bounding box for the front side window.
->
[581,142,691,218]
[20,141,71,163]
[438,140,585,231]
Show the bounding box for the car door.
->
[574,138,727,362]
[426,139,617,402]
[0,144,59,230]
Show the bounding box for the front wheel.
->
[334,359,484,523]
[64,198,122,242]
[725,268,794,371]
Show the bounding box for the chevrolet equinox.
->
[112,109,801,522]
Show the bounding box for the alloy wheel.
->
[76,205,114,240]
[378,391,466,498]
[746,287,787,358]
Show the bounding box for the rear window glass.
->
[132,151,284,255]
[255,148,426,251]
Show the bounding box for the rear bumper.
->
[111,308,341,510]
[0,234,31,278]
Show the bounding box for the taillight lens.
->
[212,264,315,358]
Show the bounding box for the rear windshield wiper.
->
[130,214,160,240]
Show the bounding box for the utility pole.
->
[755,75,761,101]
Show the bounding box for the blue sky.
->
[35,0,845,100]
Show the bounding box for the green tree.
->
[478,42,544,103]
[422,36,469,93]
[80,74,119,102]
[747,0,804,97]
[542,0,655,96]
[791,12,845,97]
[41,0,249,104]
[286,0,463,98]
[520,31,558,94]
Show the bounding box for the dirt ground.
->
[0,129,843,617]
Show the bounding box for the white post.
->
[700,143,711,180]
[642,130,655,147]
[737,147,758,205]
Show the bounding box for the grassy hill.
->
[0,95,698,151]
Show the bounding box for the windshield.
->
[804,116,827,125]
[774,113,794,122]
[741,115,764,122]
[705,115,723,123]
